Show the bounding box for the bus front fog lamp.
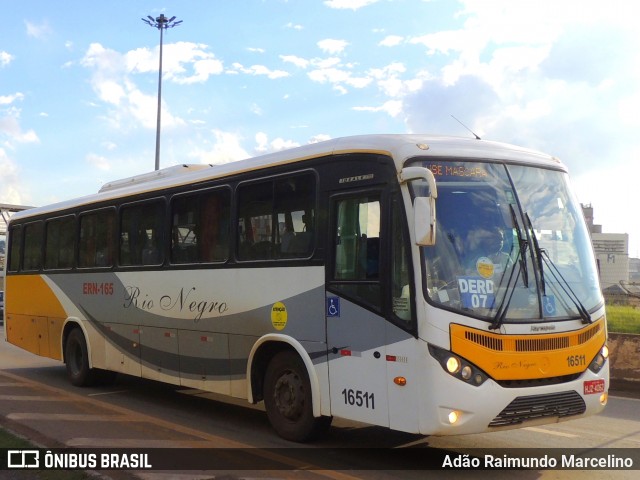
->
[448,410,460,424]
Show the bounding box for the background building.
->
[582,203,633,295]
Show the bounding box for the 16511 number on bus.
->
[342,389,375,409]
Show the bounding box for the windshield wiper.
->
[489,263,520,330]
[524,213,592,324]
[489,205,527,330]
[510,204,529,288]
[540,249,592,324]
[525,212,545,296]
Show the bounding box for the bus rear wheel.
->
[264,350,331,442]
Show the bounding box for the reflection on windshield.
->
[412,159,602,324]
[510,166,601,319]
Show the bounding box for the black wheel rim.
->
[273,370,305,421]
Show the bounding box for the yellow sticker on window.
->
[476,256,495,279]
[271,302,288,330]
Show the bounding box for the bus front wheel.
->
[65,328,98,387]
[263,350,331,442]
[64,328,117,387]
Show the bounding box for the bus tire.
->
[264,350,331,442]
[65,328,98,387]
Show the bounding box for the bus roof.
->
[10,134,564,222]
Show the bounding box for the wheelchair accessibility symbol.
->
[327,297,340,317]
[543,295,556,316]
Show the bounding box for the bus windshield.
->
[411,159,602,324]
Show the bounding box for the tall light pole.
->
[142,14,182,171]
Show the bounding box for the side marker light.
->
[394,376,407,386]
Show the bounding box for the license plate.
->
[583,379,605,395]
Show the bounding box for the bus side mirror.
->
[414,196,436,246]
[399,167,437,247]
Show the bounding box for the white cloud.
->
[353,100,403,117]
[317,39,349,55]
[254,132,300,154]
[324,0,379,10]
[313,57,341,69]
[280,55,309,69]
[379,35,403,47]
[25,20,52,39]
[127,42,224,85]
[307,55,372,92]
[309,134,331,144]
[189,130,249,165]
[0,93,24,105]
[86,153,111,171]
[0,147,26,204]
[0,114,39,144]
[1,51,13,67]
[250,104,263,116]
[81,43,187,131]
[231,62,290,79]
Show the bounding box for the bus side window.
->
[23,221,44,271]
[199,191,230,262]
[237,172,315,261]
[79,210,115,268]
[171,189,230,264]
[331,194,381,310]
[391,194,412,323]
[276,174,315,257]
[120,200,165,266]
[8,225,22,272]
[45,216,75,270]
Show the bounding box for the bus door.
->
[326,190,389,426]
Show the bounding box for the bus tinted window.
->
[79,209,116,268]
[45,216,75,270]
[23,221,44,271]
[237,173,315,261]
[332,194,381,309]
[334,196,380,281]
[8,226,22,272]
[120,200,165,266]
[171,189,230,263]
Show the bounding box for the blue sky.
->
[1,0,639,256]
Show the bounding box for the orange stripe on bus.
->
[5,275,67,319]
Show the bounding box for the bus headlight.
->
[588,345,609,374]
[428,344,488,386]
[446,356,460,374]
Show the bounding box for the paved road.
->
[1,338,638,479]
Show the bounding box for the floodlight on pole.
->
[141,14,183,171]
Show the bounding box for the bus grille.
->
[489,391,586,427]
[462,321,602,353]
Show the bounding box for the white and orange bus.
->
[3,134,608,441]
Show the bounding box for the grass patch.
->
[606,305,640,334]
[0,427,92,480]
